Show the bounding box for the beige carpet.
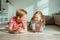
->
[0,25,60,40]
[0,32,60,40]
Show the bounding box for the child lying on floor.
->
[30,11,45,32]
[8,9,27,33]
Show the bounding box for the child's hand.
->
[8,29,14,33]
[23,27,27,32]
[8,27,18,33]
[36,26,43,32]
[8,27,13,32]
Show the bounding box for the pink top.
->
[9,16,27,31]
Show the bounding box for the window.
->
[0,0,1,11]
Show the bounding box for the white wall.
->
[49,0,60,14]
[37,0,49,15]
[1,0,60,23]
[8,3,15,21]
[9,0,41,21]
[9,0,50,21]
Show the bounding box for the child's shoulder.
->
[10,16,16,21]
[11,16,16,19]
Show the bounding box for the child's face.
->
[16,14,27,23]
[33,13,42,22]
[16,10,27,23]
[20,14,27,21]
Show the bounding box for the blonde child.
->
[30,11,45,32]
[8,9,27,33]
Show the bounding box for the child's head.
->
[32,11,45,24]
[16,9,27,23]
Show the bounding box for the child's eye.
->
[34,17,38,18]
[34,16,37,18]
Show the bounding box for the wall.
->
[0,0,14,23]
[9,0,49,21]
[1,0,60,23]
[49,0,60,14]
[9,0,41,21]
[37,0,49,15]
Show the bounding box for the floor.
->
[0,24,60,40]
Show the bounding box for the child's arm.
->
[8,24,13,32]
[23,21,27,32]
[8,18,14,32]
[36,23,45,32]
[24,26,27,32]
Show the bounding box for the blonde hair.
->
[31,11,45,24]
[16,9,27,17]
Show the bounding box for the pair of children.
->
[8,9,45,33]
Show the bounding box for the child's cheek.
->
[38,17,41,21]
[34,18,38,21]
[22,18,26,21]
